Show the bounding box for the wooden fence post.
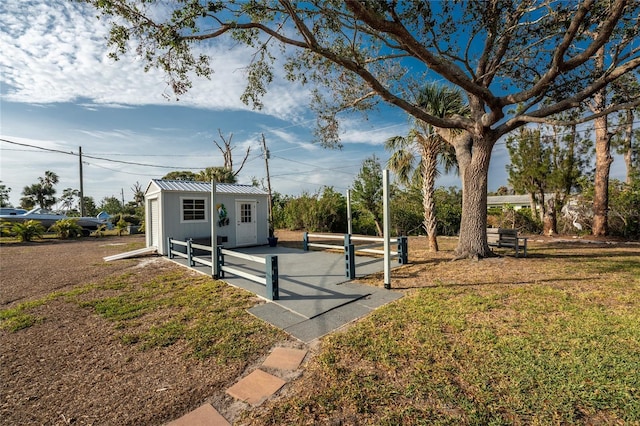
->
[215,245,224,279]
[344,234,355,279]
[266,255,279,300]
[398,236,408,264]
[187,238,194,266]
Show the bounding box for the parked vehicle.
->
[0,208,109,236]
[0,208,28,216]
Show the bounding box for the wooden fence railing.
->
[302,233,408,279]
[167,237,279,300]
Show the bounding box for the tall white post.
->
[211,180,217,278]
[383,169,391,289]
[346,189,353,235]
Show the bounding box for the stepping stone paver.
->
[226,369,286,405]
[167,403,230,426]
[262,347,307,371]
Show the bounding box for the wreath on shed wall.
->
[216,204,229,227]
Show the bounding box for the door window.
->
[240,203,252,223]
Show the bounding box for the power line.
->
[270,154,360,176]
[85,161,161,177]
[0,139,208,170]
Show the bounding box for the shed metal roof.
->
[149,179,268,195]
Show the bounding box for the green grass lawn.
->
[241,241,640,425]
[1,269,283,363]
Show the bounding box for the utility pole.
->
[79,146,85,216]
[261,133,273,233]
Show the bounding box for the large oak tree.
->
[84,0,640,258]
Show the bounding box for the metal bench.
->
[487,228,528,257]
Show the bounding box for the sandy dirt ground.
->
[0,236,261,425]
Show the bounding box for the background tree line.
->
[85,0,640,259]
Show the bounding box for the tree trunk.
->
[374,220,383,237]
[543,198,556,236]
[528,192,539,222]
[592,46,612,237]
[428,234,438,252]
[538,190,546,224]
[593,117,613,237]
[421,139,439,252]
[623,109,633,185]
[452,133,493,259]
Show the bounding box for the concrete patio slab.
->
[262,347,307,371]
[226,369,286,406]
[169,245,403,342]
[166,403,230,426]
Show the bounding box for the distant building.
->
[487,195,532,211]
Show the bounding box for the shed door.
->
[149,198,160,248]
[235,200,257,246]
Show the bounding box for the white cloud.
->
[264,128,320,153]
[337,117,409,146]
[0,0,309,120]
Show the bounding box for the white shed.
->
[144,179,270,255]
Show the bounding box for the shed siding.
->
[163,191,211,243]
[144,180,269,255]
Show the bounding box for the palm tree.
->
[386,83,468,252]
[21,171,60,209]
[39,171,59,189]
[21,183,56,209]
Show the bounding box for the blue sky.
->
[0,1,624,209]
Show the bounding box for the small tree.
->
[351,155,383,236]
[49,218,83,239]
[390,184,423,236]
[316,187,347,233]
[579,173,640,238]
[8,220,46,242]
[434,187,463,237]
[82,196,99,217]
[116,216,129,236]
[608,177,640,238]
[0,182,11,207]
[100,196,123,215]
[506,127,552,222]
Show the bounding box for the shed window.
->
[182,198,206,221]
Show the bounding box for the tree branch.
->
[344,0,501,110]
[515,97,640,127]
